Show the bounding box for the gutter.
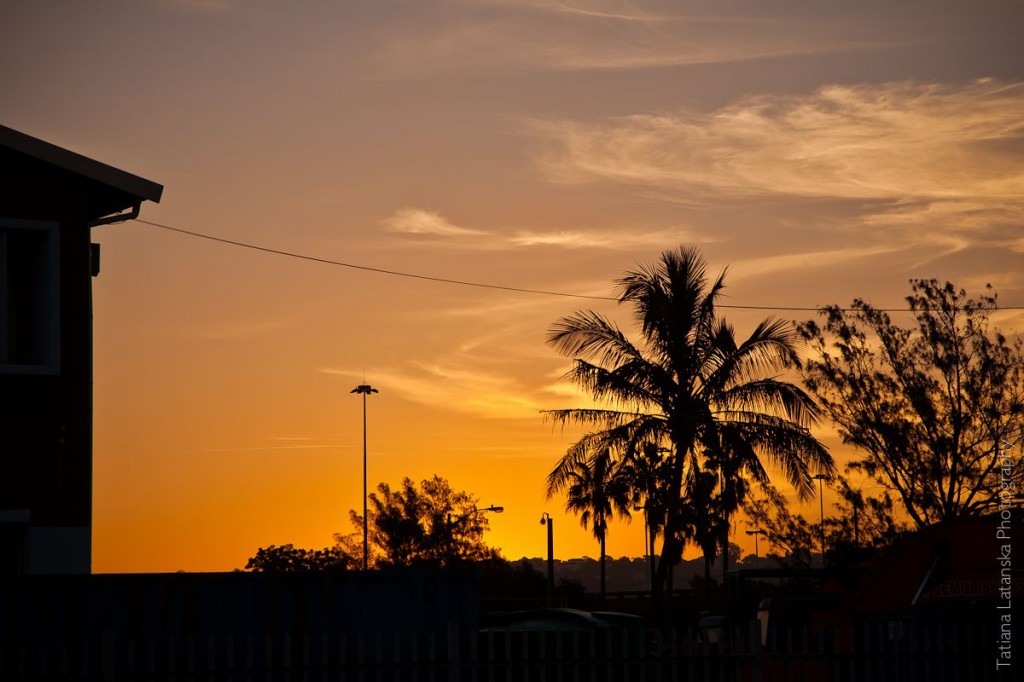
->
[88,202,140,227]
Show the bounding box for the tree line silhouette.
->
[246,246,1023,601]
[247,475,497,572]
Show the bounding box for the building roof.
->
[827,514,1023,620]
[0,124,163,210]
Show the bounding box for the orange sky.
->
[3,0,1023,573]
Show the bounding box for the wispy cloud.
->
[383,208,706,252]
[534,79,1024,231]
[722,234,977,289]
[383,208,486,237]
[511,231,616,248]
[471,0,669,23]
[156,0,234,12]
[860,199,1024,231]
[726,244,905,284]
[510,226,710,249]
[320,364,543,419]
[370,2,892,78]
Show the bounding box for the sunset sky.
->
[3,0,1023,573]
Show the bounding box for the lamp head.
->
[540,512,550,525]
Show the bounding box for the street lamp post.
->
[812,474,828,568]
[446,505,504,563]
[350,383,378,570]
[634,502,653,592]
[745,529,765,559]
[540,513,554,607]
[447,505,505,528]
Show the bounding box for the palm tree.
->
[546,448,628,599]
[618,442,671,590]
[544,246,835,599]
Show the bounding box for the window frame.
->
[0,218,60,375]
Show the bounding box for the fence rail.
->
[2,616,1005,681]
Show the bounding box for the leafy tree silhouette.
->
[244,475,498,571]
[799,280,1024,527]
[244,544,352,573]
[744,476,908,569]
[341,475,500,568]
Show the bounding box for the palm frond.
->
[715,415,835,499]
[718,379,823,427]
[547,311,643,368]
[542,407,652,429]
[563,360,664,411]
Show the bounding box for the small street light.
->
[447,505,504,531]
[745,528,765,559]
[634,501,654,592]
[812,474,829,568]
[350,383,378,570]
[445,505,503,564]
[540,512,555,607]
[454,504,504,520]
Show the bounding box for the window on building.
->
[0,220,59,373]
[0,511,29,575]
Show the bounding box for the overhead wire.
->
[134,219,1024,313]
[137,219,615,301]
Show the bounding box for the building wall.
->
[0,148,100,574]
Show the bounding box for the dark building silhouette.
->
[0,125,162,574]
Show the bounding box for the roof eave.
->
[0,124,163,204]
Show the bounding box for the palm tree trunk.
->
[648,526,656,593]
[653,443,688,600]
[721,517,730,584]
[720,470,731,585]
[599,533,606,600]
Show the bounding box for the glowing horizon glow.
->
[3,0,1020,573]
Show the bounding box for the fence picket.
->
[2,610,1012,680]
[246,634,254,682]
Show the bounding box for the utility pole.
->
[745,528,765,559]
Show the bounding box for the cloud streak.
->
[382,208,707,252]
[383,208,486,237]
[534,79,1024,231]
[509,226,710,249]
[370,1,894,78]
[472,0,670,23]
[320,364,543,420]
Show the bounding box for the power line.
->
[133,219,1023,313]
[137,219,615,301]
